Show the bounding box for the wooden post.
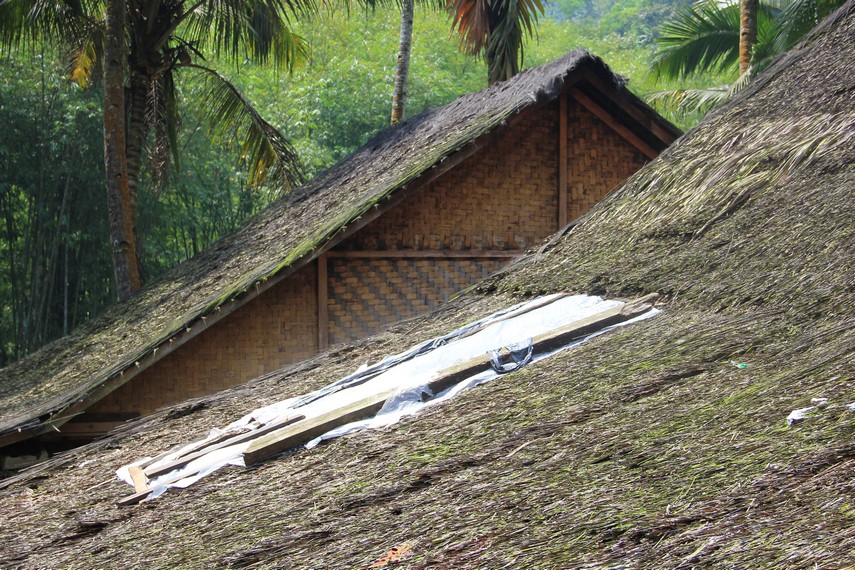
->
[318,254,329,351]
[558,92,569,229]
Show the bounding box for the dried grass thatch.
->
[0,3,853,568]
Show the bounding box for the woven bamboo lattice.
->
[566,102,648,221]
[343,104,560,253]
[90,264,319,415]
[327,258,506,345]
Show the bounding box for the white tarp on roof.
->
[119,294,658,500]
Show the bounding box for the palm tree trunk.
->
[739,0,758,74]
[103,0,141,301]
[126,70,149,280]
[391,0,415,124]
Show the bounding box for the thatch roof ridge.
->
[0,50,673,442]
[0,5,852,568]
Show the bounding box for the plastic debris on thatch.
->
[786,397,838,426]
[117,294,659,504]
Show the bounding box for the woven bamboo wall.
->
[566,101,648,220]
[89,263,318,415]
[327,257,505,345]
[342,103,560,252]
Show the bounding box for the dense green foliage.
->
[0,1,702,363]
[0,53,110,363]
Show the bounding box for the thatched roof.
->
[0,51,678,446]
[0,4,853,564]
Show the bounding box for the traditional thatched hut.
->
[0,2,852,566]
[0,51,678,448]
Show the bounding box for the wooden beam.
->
[143,414,304,479]
[118,414,307,505]
[577,69,681,145]
[570,88,659,160]
[242,294,658,467]
[325,250,524,259]
[117,469,199,506]
[558,92,569,229]
[39,421,126,439]
[242,394,393,466]
[317,255,329,351]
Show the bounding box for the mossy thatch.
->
[0,51,677,444]
[0,4,853,567]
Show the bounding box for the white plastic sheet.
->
[119,294,658,499]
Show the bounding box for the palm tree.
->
[1,0,311,299]
[448,0,544,84]
[103,0,140,298]
[651,0,846,113]
[739,0,758,74]
[391,0,415,124]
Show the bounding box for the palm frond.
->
[771,0,845,54]
[0,0,99,52]
[651,0,741,80]
[648,67,756,118]
[448,0,492,55]
[487,0,542,82]
[648,85,732,117]
[448,0,542,83]
[67,27,103,87]
[179,0,311,70]
[189,64,304,190]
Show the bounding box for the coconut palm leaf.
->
[448,0,543,83]
[651,0,742,80]
[178,0,311,70]
[487,0,542,83]
[648,68,756,118]
[648,85,731,116]
[771,0,845,54]
[0,0,97,51]
[190,64,304,190]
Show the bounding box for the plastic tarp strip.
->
[118,294,658,502]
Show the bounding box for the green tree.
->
[1,0,311,298]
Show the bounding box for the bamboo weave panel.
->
[327,258,506,345]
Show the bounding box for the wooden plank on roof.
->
[242,393,395,466]
[570,88,659,160]
[118,468,200,506]
[120,294,657,505]
[136,425,258,470]
[128,466,148,493]
[559,92,569,228]
[143,414,305,479]
[242,294,657,467]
